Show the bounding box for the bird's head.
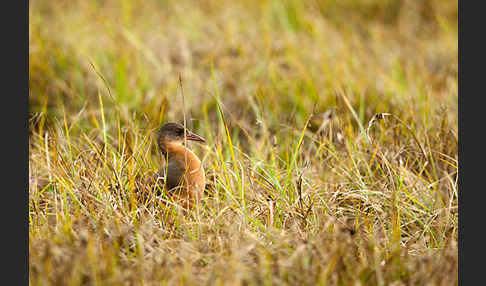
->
[158,122,206,149]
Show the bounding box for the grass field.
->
[29,0,458,285]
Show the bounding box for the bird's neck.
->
[160,142,194,162]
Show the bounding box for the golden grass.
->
[29,0,457,285]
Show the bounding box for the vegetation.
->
[29,0,458,285]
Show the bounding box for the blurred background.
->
[29,0,457,136]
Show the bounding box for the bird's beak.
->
[185,130,206,143]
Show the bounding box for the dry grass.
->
[29,0,458,285]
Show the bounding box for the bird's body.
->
[157,123,206,207]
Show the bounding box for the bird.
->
[155,122,206,208]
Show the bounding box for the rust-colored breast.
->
[164,144,205,204]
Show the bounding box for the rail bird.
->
[156,122,206,208]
